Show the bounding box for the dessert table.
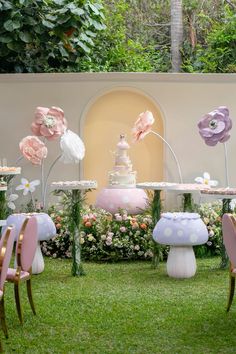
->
[200,187,236,268]
[51,180,97,276]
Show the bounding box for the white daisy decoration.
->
[195,172,218,187]
[16,178,40,196]
[7,194,19,210]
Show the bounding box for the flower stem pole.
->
[42,155,62,209]
[151,131,183,184]
[70,189,85,276]
[224,142,229,188]
[220,198,231,269]
[151,190,162,268]
[41,154,45,209]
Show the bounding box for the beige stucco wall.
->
[83,89,163,202]
[0,73,236,208]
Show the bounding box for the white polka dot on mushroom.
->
[177,230,184,237]
[190,233,198,243]
[164,227,173,237]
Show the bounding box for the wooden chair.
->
[6,216,38,324]
[222,213,236,312]
[0,226,15,338]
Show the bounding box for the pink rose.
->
[31,106,68,141]
[132,111,154,142]
[19,136,48,165]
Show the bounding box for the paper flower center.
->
[43,115,56,128]
[209,119,218,130]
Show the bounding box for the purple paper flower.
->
[198,106,232,146]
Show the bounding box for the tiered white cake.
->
[108,135,136,188]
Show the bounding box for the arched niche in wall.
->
[82,88,164,204]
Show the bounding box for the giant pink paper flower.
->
[31,106,68,141]
[198,106,232,146]
[132,110,154,142]
[19,136,48,165]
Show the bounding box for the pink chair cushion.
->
[6,268,30,281]
[0,226,15,291]
[222,214,236,267]
[17,216,38,272]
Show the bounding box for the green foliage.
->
[182,7,236,73]
[78,0,158,72]
[0,0,106,72]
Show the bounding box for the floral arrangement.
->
[198,106,232,187]
[195,201,224,257]
[41,201,227,262]
[42,205,156,262]
[132,110,183,183]
[198,106,232,146]
[17,106,85,209]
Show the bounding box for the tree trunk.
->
[171,0,183,72]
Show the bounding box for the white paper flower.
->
[60,129,85,164]
[7,194,18,210]
[16,178,40,196]
[195,172,218,187]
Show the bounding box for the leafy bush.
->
[182,8,236,73]
[0,0,106,73]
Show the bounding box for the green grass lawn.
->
[2,257,236,354]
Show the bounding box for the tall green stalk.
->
[151,190,162,268]
[69,190,85,276]
[220,198,231,269]
[0,191,6,222]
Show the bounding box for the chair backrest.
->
[16,216,38,272]
[222,213,236,267]
[0,226,15,291]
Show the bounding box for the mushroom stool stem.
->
[167,246,196,278]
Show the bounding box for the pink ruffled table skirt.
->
[95,187,148,214]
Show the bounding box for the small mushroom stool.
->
[153,212,208,278]
[5,213,56,274]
